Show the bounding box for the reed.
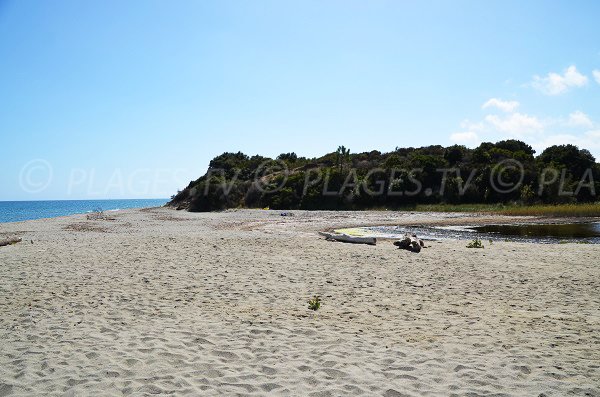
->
[406,203,600,217]
[496,203,600,217]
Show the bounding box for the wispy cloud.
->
[452,61,598,157]
[532,130,600,154]
[484,113,544,137]
[586,130,600,139]
[531,65,588,95]
[453,107,599,152]
[567,110,593,128]
[450,131,479,145]
[481,98,519,112]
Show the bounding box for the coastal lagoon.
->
[339,222,600,244]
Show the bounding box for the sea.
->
[0,199,168,223]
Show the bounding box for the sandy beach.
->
[0,207,599,396]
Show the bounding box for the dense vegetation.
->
[169,140,600,212]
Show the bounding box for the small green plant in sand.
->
[466,238,484,249]
[308,296,321,311]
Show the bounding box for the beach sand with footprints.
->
[1,207,599,396]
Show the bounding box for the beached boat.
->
[318,231,377,245]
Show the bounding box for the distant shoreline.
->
[0,198,168,223]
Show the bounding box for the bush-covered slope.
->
[168,141,600,211]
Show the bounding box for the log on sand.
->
[319,232,377,245]
[0,237,22,247]
[393,233,425,253]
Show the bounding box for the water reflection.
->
[357,222,600,244]
[473,223,600,239]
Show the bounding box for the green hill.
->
[168,140,599,212]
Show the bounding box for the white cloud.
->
[532,130,600,156]
[455,114,600,159]
[456,80,600,157]
[567,111,593,128]
[585,130,600,139]
[534,134,581,148]
[459,119,485,132]
[450,131,479,145]
[484,112,544,137]
[531,65,588,95]
[482,98,519,112]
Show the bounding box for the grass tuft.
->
[406,203,600,217]
[495,203,600,217]
[466,238,484,249]
[308,296,321,311]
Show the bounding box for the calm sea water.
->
[0,199,168,223]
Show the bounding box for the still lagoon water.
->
[341,222,600,244]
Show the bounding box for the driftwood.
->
[319,231,377,245]
[393,233,425,253]
[0,237,22,247]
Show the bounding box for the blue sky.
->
[1,0,599,200]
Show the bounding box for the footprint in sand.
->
[319,368,348,379]
[205,369,224,378]
[211,350,239,360]
[0,384,13,397]
[260,383,282,392]
[260,366,277,375]
[125,358,140,367]
[384,389,410,397]
[396,374,418,381]
[512,365,531,375]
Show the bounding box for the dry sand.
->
[0,208,599,396]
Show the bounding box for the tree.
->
[169,140,600,211]
[336,146,351,172]
[538,145,597,202]
[495,140,536,157]
[444,145,467,165]
[277,152,298,163]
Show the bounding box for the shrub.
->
[308,296,321,311]
[466,238,484,249]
